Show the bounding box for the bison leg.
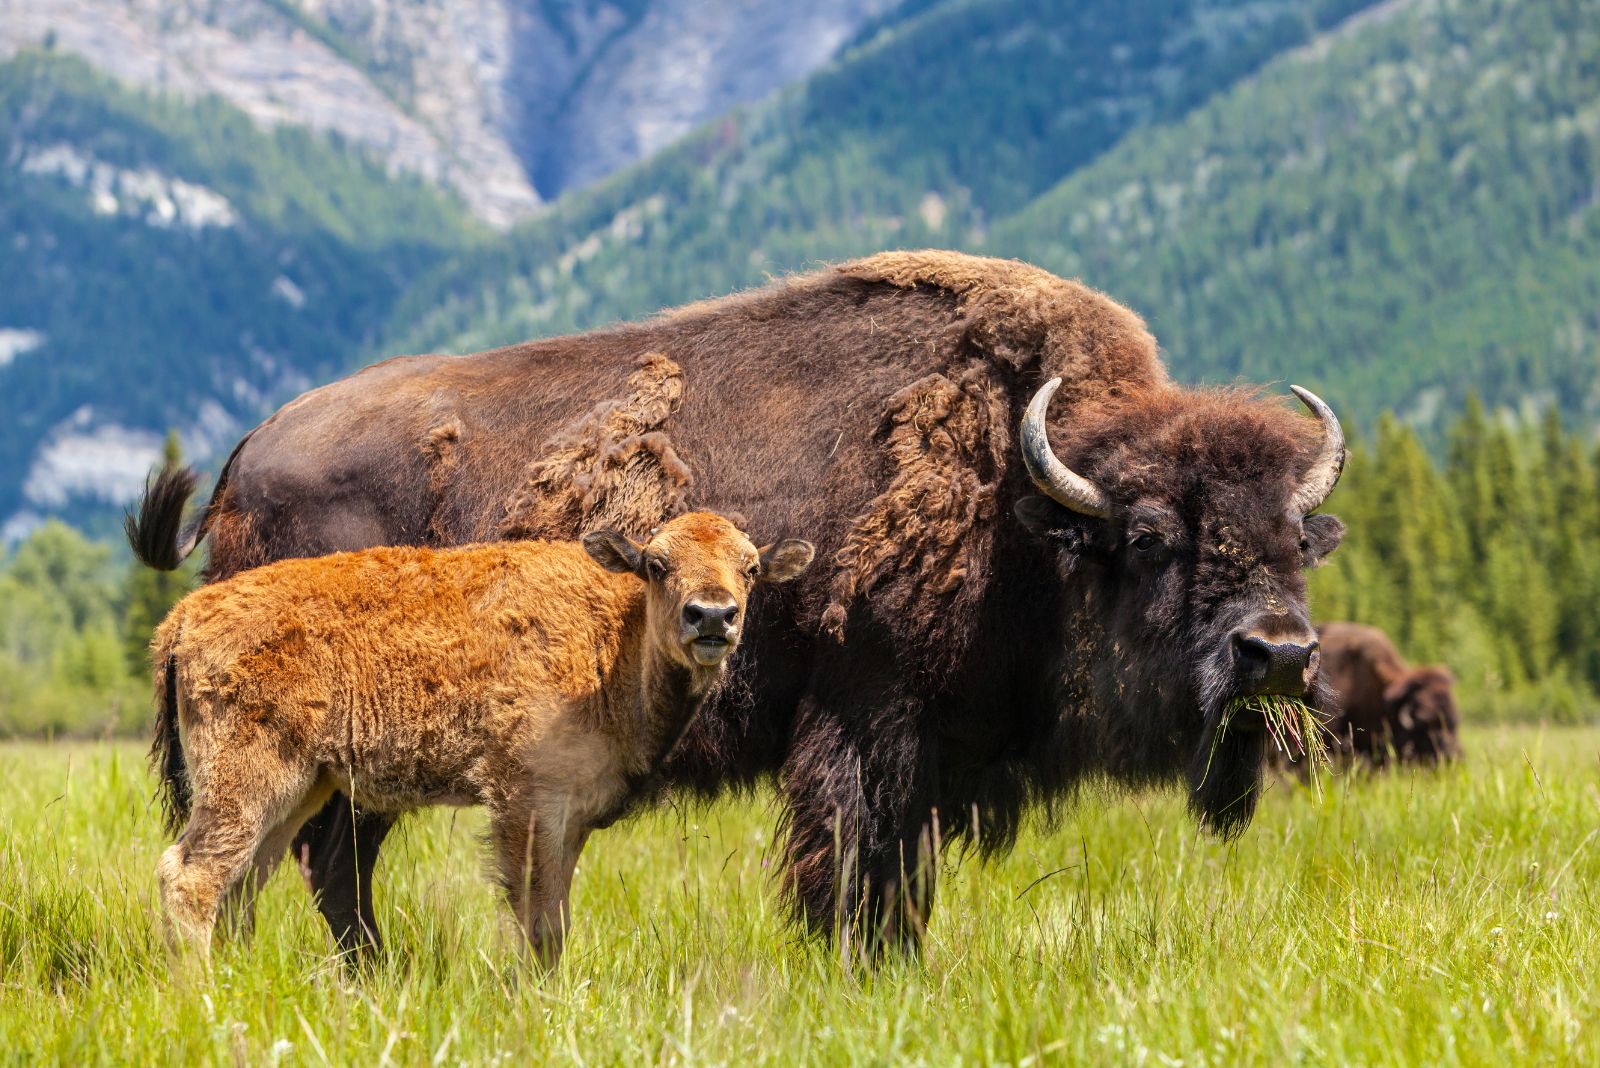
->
[160,752,320,960]
[491,798,588,972]
[782,638,940,962]
[293,794,394,961]
[220,779,337,945]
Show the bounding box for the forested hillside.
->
[1312,403,1600,720]
[386,0,1372,355]
[0,50,481,536]
[995,0,1600,431]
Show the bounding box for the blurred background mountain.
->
[3,0,1599,731]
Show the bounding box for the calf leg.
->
[491,801,588,971]
[219,779,337,945]
[293,795,394,959]
[160,758,319,958]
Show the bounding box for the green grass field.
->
[3,729,1598,1064]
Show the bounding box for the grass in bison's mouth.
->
[1205,694,1332,791]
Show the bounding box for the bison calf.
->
[1316,622,1461,766]
[151,512,813,967]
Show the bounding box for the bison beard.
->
[1189,725,1268,839]
[126,250,1344,962]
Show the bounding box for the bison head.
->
[1015,380,1345,838]
[584,512,814,669]
[1384,665,1460,763]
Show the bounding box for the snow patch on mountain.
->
[21,144,237,229]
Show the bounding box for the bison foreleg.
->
[492,800,588,973]
[781,643,940,963]
[294,795,394,962]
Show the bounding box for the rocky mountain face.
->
[0,0,895,225]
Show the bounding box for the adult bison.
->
[1316,622,1460,765]
[129,251,1346,960]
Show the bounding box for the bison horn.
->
[1020,378,1112,519]
[1288,385,1346,515]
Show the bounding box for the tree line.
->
[1312,397,1600,721]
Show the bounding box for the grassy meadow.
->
[3,729,1599,1064]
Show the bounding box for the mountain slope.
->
[0,50,481,537]
[991,0,1600,429]
[386,0,1368,354]
[385,0,1599,437]
[2,0,899,223]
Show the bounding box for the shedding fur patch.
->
[422,417,465,542]
[500,353,693,540]
[820,363,1008,652]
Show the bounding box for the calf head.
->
[583,512,814,670]
[1384,665,1460,762]
[1016,380,1346,837]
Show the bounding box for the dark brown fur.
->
[129,250,1342,959]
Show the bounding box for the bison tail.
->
[124,465,201,571]
[152,653,191,836]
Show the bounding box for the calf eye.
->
[646,558,668,582]
[1131,532,1161,554]
[745,563,760,579]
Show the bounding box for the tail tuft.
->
[125,466,199,572]
[152,654,190,835]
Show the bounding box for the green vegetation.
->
[0,49,482,525]
[0,437,196,738]
[996,0,1600,431]
[1313,398,1600,721]
[385,0,1375,356]
[3,729,1597,1062]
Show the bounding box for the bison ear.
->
[1015,494,1095,546]
[1302,513,1345,565]
[1382,673,1424,725]
[758,539,815,583]
[583,530,645,577]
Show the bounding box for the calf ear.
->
[758,539,815,583]
[583,530,645,576]
[1302,513,1345,564]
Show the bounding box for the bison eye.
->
[745,562,759,579]
[646,558,668,582]
[1131,531,1161,554]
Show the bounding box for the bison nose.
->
[683,600,738,635]
[1233,631,1319,697]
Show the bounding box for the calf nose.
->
[683,600,738,635]
[1233,631,1319,696]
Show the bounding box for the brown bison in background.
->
[128,250,1347,961]
[1316,622,1461,765]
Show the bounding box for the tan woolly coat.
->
[152,513,809,965]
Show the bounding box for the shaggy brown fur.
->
[128,250,1342,960]
[151,513,812,966]
[820,362,1007,652]
[1315,622,1461,766]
